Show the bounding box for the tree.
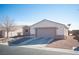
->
[1,16,15,39]
[67,24,71,27]
[67,24,71,35]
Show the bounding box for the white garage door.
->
[35,27,57,38]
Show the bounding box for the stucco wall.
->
[56,25,64,35]
[64,28,68,36]
[4,28,23,37]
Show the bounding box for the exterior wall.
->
[64,28,68,38]
[56,26,64,36]
[0,30,5,38]
[56,28,68,39]
[23,26,30,36]
[4,27,23,37]
[64,28,68,36]
[0,26,30,38]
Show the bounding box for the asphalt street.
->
[0,44,75,55]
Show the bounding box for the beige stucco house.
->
[0,25,30,38]
[30,19,68,39]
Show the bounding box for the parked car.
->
[74,47,79,51]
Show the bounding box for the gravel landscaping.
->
[47,36,79,49]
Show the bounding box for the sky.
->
[0,4,79,30]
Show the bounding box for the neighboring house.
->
[0,25,30,38]
[30,19,68,39]
[23,26,30,36]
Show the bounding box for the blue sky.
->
[0,4,79,30]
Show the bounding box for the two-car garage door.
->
[35,27,57,38]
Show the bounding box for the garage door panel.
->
[36,28,56,38]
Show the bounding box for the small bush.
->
[72,30,79,42]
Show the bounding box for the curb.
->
[19,45,77,54]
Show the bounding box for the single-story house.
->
[30,19,68,39]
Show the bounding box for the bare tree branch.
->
[1,16,15,39]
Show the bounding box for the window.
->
[25,29,28,32]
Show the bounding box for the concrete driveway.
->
[10,37,53,46]
[21,37,53,45]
